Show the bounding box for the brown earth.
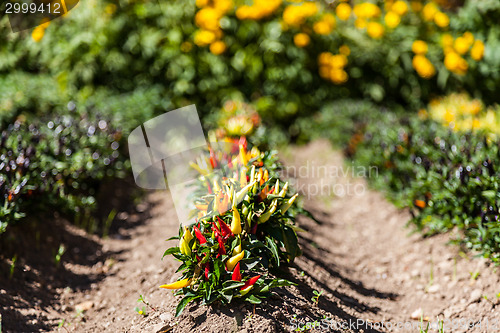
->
[1,140,499,332]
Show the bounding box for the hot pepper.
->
[233,180,256,206]
[204,264,210,280]
[231,262,241,281]
[159,278,192,289]
[258,198,278,224]
[230,207,242,235]
[240,275,260,295]
[278,182,288,197]
[280,193,298,215]
[193,226,207,245]
[217,216,233,238]
[226,250,245,271]
[179,226,193,256]
[232,242,242,256]
[217,236,226,257]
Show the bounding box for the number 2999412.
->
[5,1,63,15]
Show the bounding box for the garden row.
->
[302,95,500,262]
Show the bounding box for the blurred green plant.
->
[0,109,128,233]
[309,98,500,262]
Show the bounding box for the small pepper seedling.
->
[311,290,323,305]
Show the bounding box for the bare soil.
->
[1,140,499,332]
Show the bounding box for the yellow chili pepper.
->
[280,193,298,215]
[231,206,242,235]
[279,182,288,197]
[257,198,278,224]
[233,180,256,206]
[179,226,193,256]
[232,242,242,256]
[159,278,192,289]
[239,144,248,165]
[226,250,245,271]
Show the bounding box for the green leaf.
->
[162,247,180,259]
[246,295,262,304]
[282,226,301,263]
[175,295,202,317]
[221,280,245,291]
[265,236,280,267]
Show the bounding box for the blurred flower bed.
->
[2,0,500,129]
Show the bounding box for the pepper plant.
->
[160,132,303,316]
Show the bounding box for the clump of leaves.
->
[161,136,303,316]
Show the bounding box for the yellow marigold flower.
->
[454,36,471,55]
[444,52,468,75]
[412,55,435,78]
[441,33,453,47]
[367,22,384,39]
[32,26,45,42]
[329,68,348,84]
[470,40,485,61]
[353,2,381,19]
[302,2,319,15]
[323,13,336,26]
[313,13,335,35]
[313,21,332,35]
[412,40,428,54]
[391,1,408,16]
[339,44,351,56]
[194,29,216,46]
[196,0,209,7]
[355,18,367,29]
[213,0,233,13]
[318,52,332,66]
[336,3,352,20]
[463,31,474,44]
[434,12,449,28]
[384,11,401,29]
[422,2,438,21]
[283,2,318,27]
[410,1,422,12]
[330,54,348,68]
[195,7,222,31]
[210,40,227,55]
[319,66,330,79]
[294,33,310,48]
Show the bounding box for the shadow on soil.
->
[0,178,158,332]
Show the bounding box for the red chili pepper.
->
[212,220,222,235]
[250,222,258,234]
[217,236,226,256]
[196,255,202,262]
[241,275,260,290]
[232,262,241,281]
[217,216,233,238]
[193,226,207,244]
[204,264,210,280]
[209,148,218,169]
[206,180,213,194]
